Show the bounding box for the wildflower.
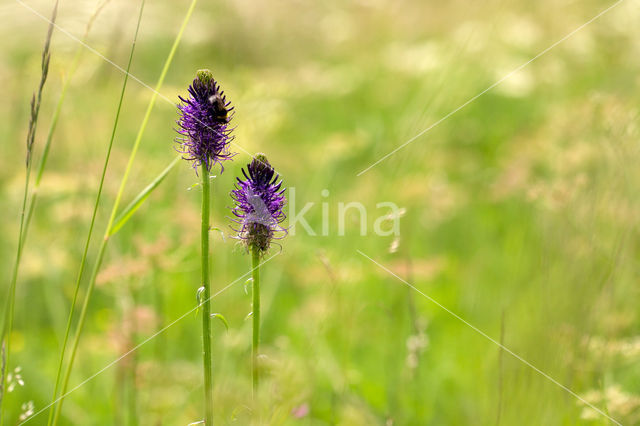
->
[231,154,286,391]
[176,69,235,172]
[176,69,235,423]
[231,154,286,253]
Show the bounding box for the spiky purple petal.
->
[231,154,286,252]
[176,69,235,172]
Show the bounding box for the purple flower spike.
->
[231,154,287,253]
[176,69,235,172]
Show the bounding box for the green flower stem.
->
[50,1,198,423]
[251,247,261,395]
[200,166,214,425]
[46,2,146,425]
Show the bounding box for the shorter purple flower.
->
[176,69,235,172]
[231,154,286,253]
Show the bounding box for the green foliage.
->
[1,0,640,424]
[109,157,179,237]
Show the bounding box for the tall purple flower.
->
[231,154,286,253]
[176,69,235,172]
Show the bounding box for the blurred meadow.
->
[1,0,640,424]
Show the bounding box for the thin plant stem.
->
[46,1,145,425]
[200,165,214,425]
[23,34,92,247]
[251,247,261,395]
[0,343,5,413]
[51,0,198,423]
[496,310,505,426]
[126,282,138,426]
[25,0,112,241]
[108,156,180,238]
[50,241,105,426]
[8,1,108,322]
[1,3,57,423]
[104,0,197,235]
[0,147,30,426]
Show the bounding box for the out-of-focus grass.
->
[1,0,640,424]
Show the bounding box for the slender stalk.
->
[104,0,198,235]
[22,44,87,248]
[51,242,106,426]
[21,0,110,250]
[46,2,145,425]
[0,343,5,413]
[1,3,57,423]
[0,157,30,426]
[126,282,138,426]
[496,310,505,426]
[251,248,261,395]
[51,1,198,423]
[200,166,214,425]
[108,156,180,237]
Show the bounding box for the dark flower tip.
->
[175,69,235,173]
[231,153,287,253]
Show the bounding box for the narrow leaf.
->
[210,313,229,331]
[108,156,179,237]
[244,278,253,295]
[210,226,226,242]
[195,286,205,316]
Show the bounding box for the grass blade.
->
[0,343,5,413]
[108,155,180,237]
[51,1,199,423]
[104,0,198,235]
[46,1,146,425]
[3,2,111,421]
[0,2,58,423]
[22,1,112,248]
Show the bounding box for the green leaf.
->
[195,286,205,316]
[210,313,229,331]
[210,227,226,242]
[244,278,253,295]
[108,156,179,237]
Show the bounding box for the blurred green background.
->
[1,0,640,424]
